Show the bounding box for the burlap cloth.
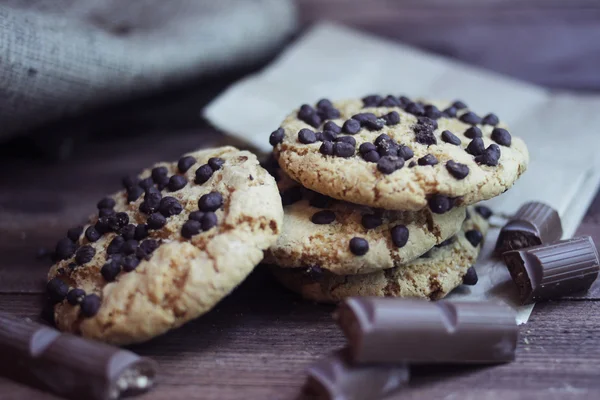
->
[0,0,297,140]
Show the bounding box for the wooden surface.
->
[2,1,600,399]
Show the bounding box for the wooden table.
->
[2,1,600,399]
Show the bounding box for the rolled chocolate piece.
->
[0,312,157,400]
[495,201,562,255]
[334,298,517,364]
[503,236,600,305]
[303,349,409,400]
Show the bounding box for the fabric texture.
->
[0,0,297,139]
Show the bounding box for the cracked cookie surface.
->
[271,97,529,211]
[48,146,283,345]
[270,207,489,302]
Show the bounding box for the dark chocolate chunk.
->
[443,106,457,118]
[85,226,101,243]
[269,127,285,146]
[482,113,499,126]
[321,130,338,142]
[47,278,69,303]
[405,102,425,116]
[333,142,356,158]
[335,136,356,146]
[310,193,333,209]
[138,177,154,190]
[424,104,442,119]
[319,141,334,156]
[452,100,468,110]
[504,236,599,305]
[464,126,482,139]
[428,195,453,214]
[351,113,377,125]
[465,230,483,247]
[75,245,95,265]
[459,111,481,125]
[414,130,437,145]
[359,142,376,154]
[475,144,501,166]
[491,128,512,146]
[362,94,383,107]
[208,157,225,171]
[475,205,493,219]
[151,166,168,182]
[201,212,218,231]
[298,128,317,144]
[134,224,149,240]
[390,225,409,248]
[107,236,125,255]
[342,119,361,135]
[122,255,140,272]
[195,164,214,184]
[281,187,303,206]
[66,288,86,305]
[323,121,342,134]
[418,154,438,166]
[159,196,183,217]
[361,214,383,230]
[311,210,336,225]
[198,192,223,212]
[113,212,129,230]
[495,202,562,254]
[167,175,187,192]
[147,213,166,230]
[120,240,138,256]
[127,185,144,203]
[417,116,438,130]
[349,237,369,256]
[441,130,461,146]
[466,137,485,156]
[181,220,202,238]
[446,160,470,180]
[335,297,518,364]
[382,111,400,126]
[177,156,196,173]
[101,261,121,282]
[67,226,84,242]
[377,156,404,174]
[397,145,414,160]
[55,238,77,260]
[122,175,139,189]
[80,294,102,318]
[463,267,479,285]
[362,150,381,163]
[97,197,115,210]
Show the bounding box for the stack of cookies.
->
[265,95,529,302]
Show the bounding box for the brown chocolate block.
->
[334,297,517,365]
[503,236,600,304]
[495,201,563,255]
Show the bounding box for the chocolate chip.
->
[482,113,499,126]
[377,156,404,174]
[475,205,493,219]
[375,134,392,146]
[342,119,361,135]
[181,220,202,238]
[377,139,399,157]
[115,212,129,228]
[67,262,77,270]
[67,226,83,242]
[382,111,400,126]
[352,113,377,125]
[201,212,218,231]
[195,164,214,184]
[491,128,512,146]
[309,193,333,209]
[318,107,340,120]
[80,294,101,318]
[380,95,401,107]
[147,213,166,230]
[176,156,195,173]
[428,195,452,214]
[364,118,386,131]
[281,187,303,206]
[269,128,285,146]
[139,239,159,255]
[333,142,355,158]
[349,237,369,256]
[122,254,141,272]
[316,99,333,109]
[335,136,356,146]
[306,113,322,128]
[443,107,457,118]
[143,187,162,209]
[424,105,442,119]
[319,141,334,156]
[122,176,139,189]
[362,94,383,107]
[446,161,470,180]
[436,237,455,248]
[463,267,478,285]
[418,154,438,166]
[97,197,115,210]
[127,186,144,203]
[82,226,99,243]
[47,278,69,303]
[157,197,181,217]
[361,214,383,230]
[139,177,154,190]
[415,130,437,145]
[405,102,425,116]
[198,192,223,212]
[465,230,483,247]
[298,128,317,144]
[452,100,468,110]
[311,210,336,225]
[168,175,187,192]
[151,166,168,182]
[304,265,324,280]
[95,217,111,235]
[362,150,380,163]
[99,208,115,217]
[391,225,409,247]
[121,240,138,255]
[75,245,95,265]
[189,211,204,221]
[298,104,322,128]
[466,137,485,156]
[323,121,342,134]
[441,130,461,146]
[417,116,438,130]
[101,261,121,282]
[397,145,414,160]
[475,144,501,166]
[298,104,315,119]
[107,236,125,254]
[134,224,149,240]
[459,112,481,125]
[398,96,411,106]
[208,157,225,171]
[67,288,86,305]
[155,174,170,190]
[464,126,482,139]
[359,142,377,154]
[408,161,417,168]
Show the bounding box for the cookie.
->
[270,206,489,302]
[46,146,283,345]
[270,96,528,211]
[263,165,466,275]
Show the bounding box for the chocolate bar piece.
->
[495,201,562,255]
[503,236,599,304]
[334,298,517,364]
[303,349,409,400]
[0,312,157,400]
